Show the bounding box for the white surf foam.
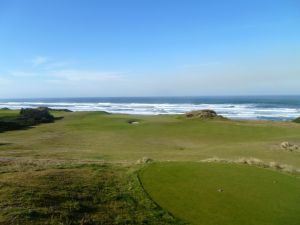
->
[0,101,299,120]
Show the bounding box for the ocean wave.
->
[1,101,300,121]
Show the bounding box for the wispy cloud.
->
[9,71,38,77]
[49,69,124,82]
[0,77,12,85]
[181,61,223,69]
[15,56,125,82]
[43,61,70,70]
[30,56,48,67]
[8,68,124,82]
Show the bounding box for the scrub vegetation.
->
[0,108,55,132]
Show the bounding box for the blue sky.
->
[0,0,300,98]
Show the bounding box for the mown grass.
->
[139,162,300,225]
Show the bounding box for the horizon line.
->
[1,94,300,100]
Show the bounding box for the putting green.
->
[140,162,300,225]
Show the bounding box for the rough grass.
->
[0,161,183,225]
[139,162,300,225]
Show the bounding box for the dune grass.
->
[139,162,300,225]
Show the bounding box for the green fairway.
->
[1,110,300,167]
[139,162,300,225]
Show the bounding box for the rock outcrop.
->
[185,110,226,120]
[280,142,298,151]
[136,157,154,164]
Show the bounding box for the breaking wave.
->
[1,97,300,121]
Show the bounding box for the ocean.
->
[0,96,300,121]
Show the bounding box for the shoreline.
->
[1,107,300,123]
[1,106,299,121]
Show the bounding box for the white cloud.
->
[0,77,12,85]
[28,55,71,69]
[4,54,297,98]
[7,69,124,83]
[11,56,124,83]
[48,69,124,82]
[43,61,70,70]
[30,56,48,66]
[9,71,38,77]
[181,61,223,69]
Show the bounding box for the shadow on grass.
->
[0,117,64,133]
[0,143,12,146]
[0,125,34,133]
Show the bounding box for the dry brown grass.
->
[201,157,300,174]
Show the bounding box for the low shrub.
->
[293,117,300,123]
[0,108,56,132]
[20,108,55,124]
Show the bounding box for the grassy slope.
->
[139,162,300,225]
[1,110,300,224]
[0,109,19,117]
[1,110,300,166]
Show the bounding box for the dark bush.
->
[36,107,72,112]
[0,108,56,132]
[293,117,300,123]
[20,108,55,124]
